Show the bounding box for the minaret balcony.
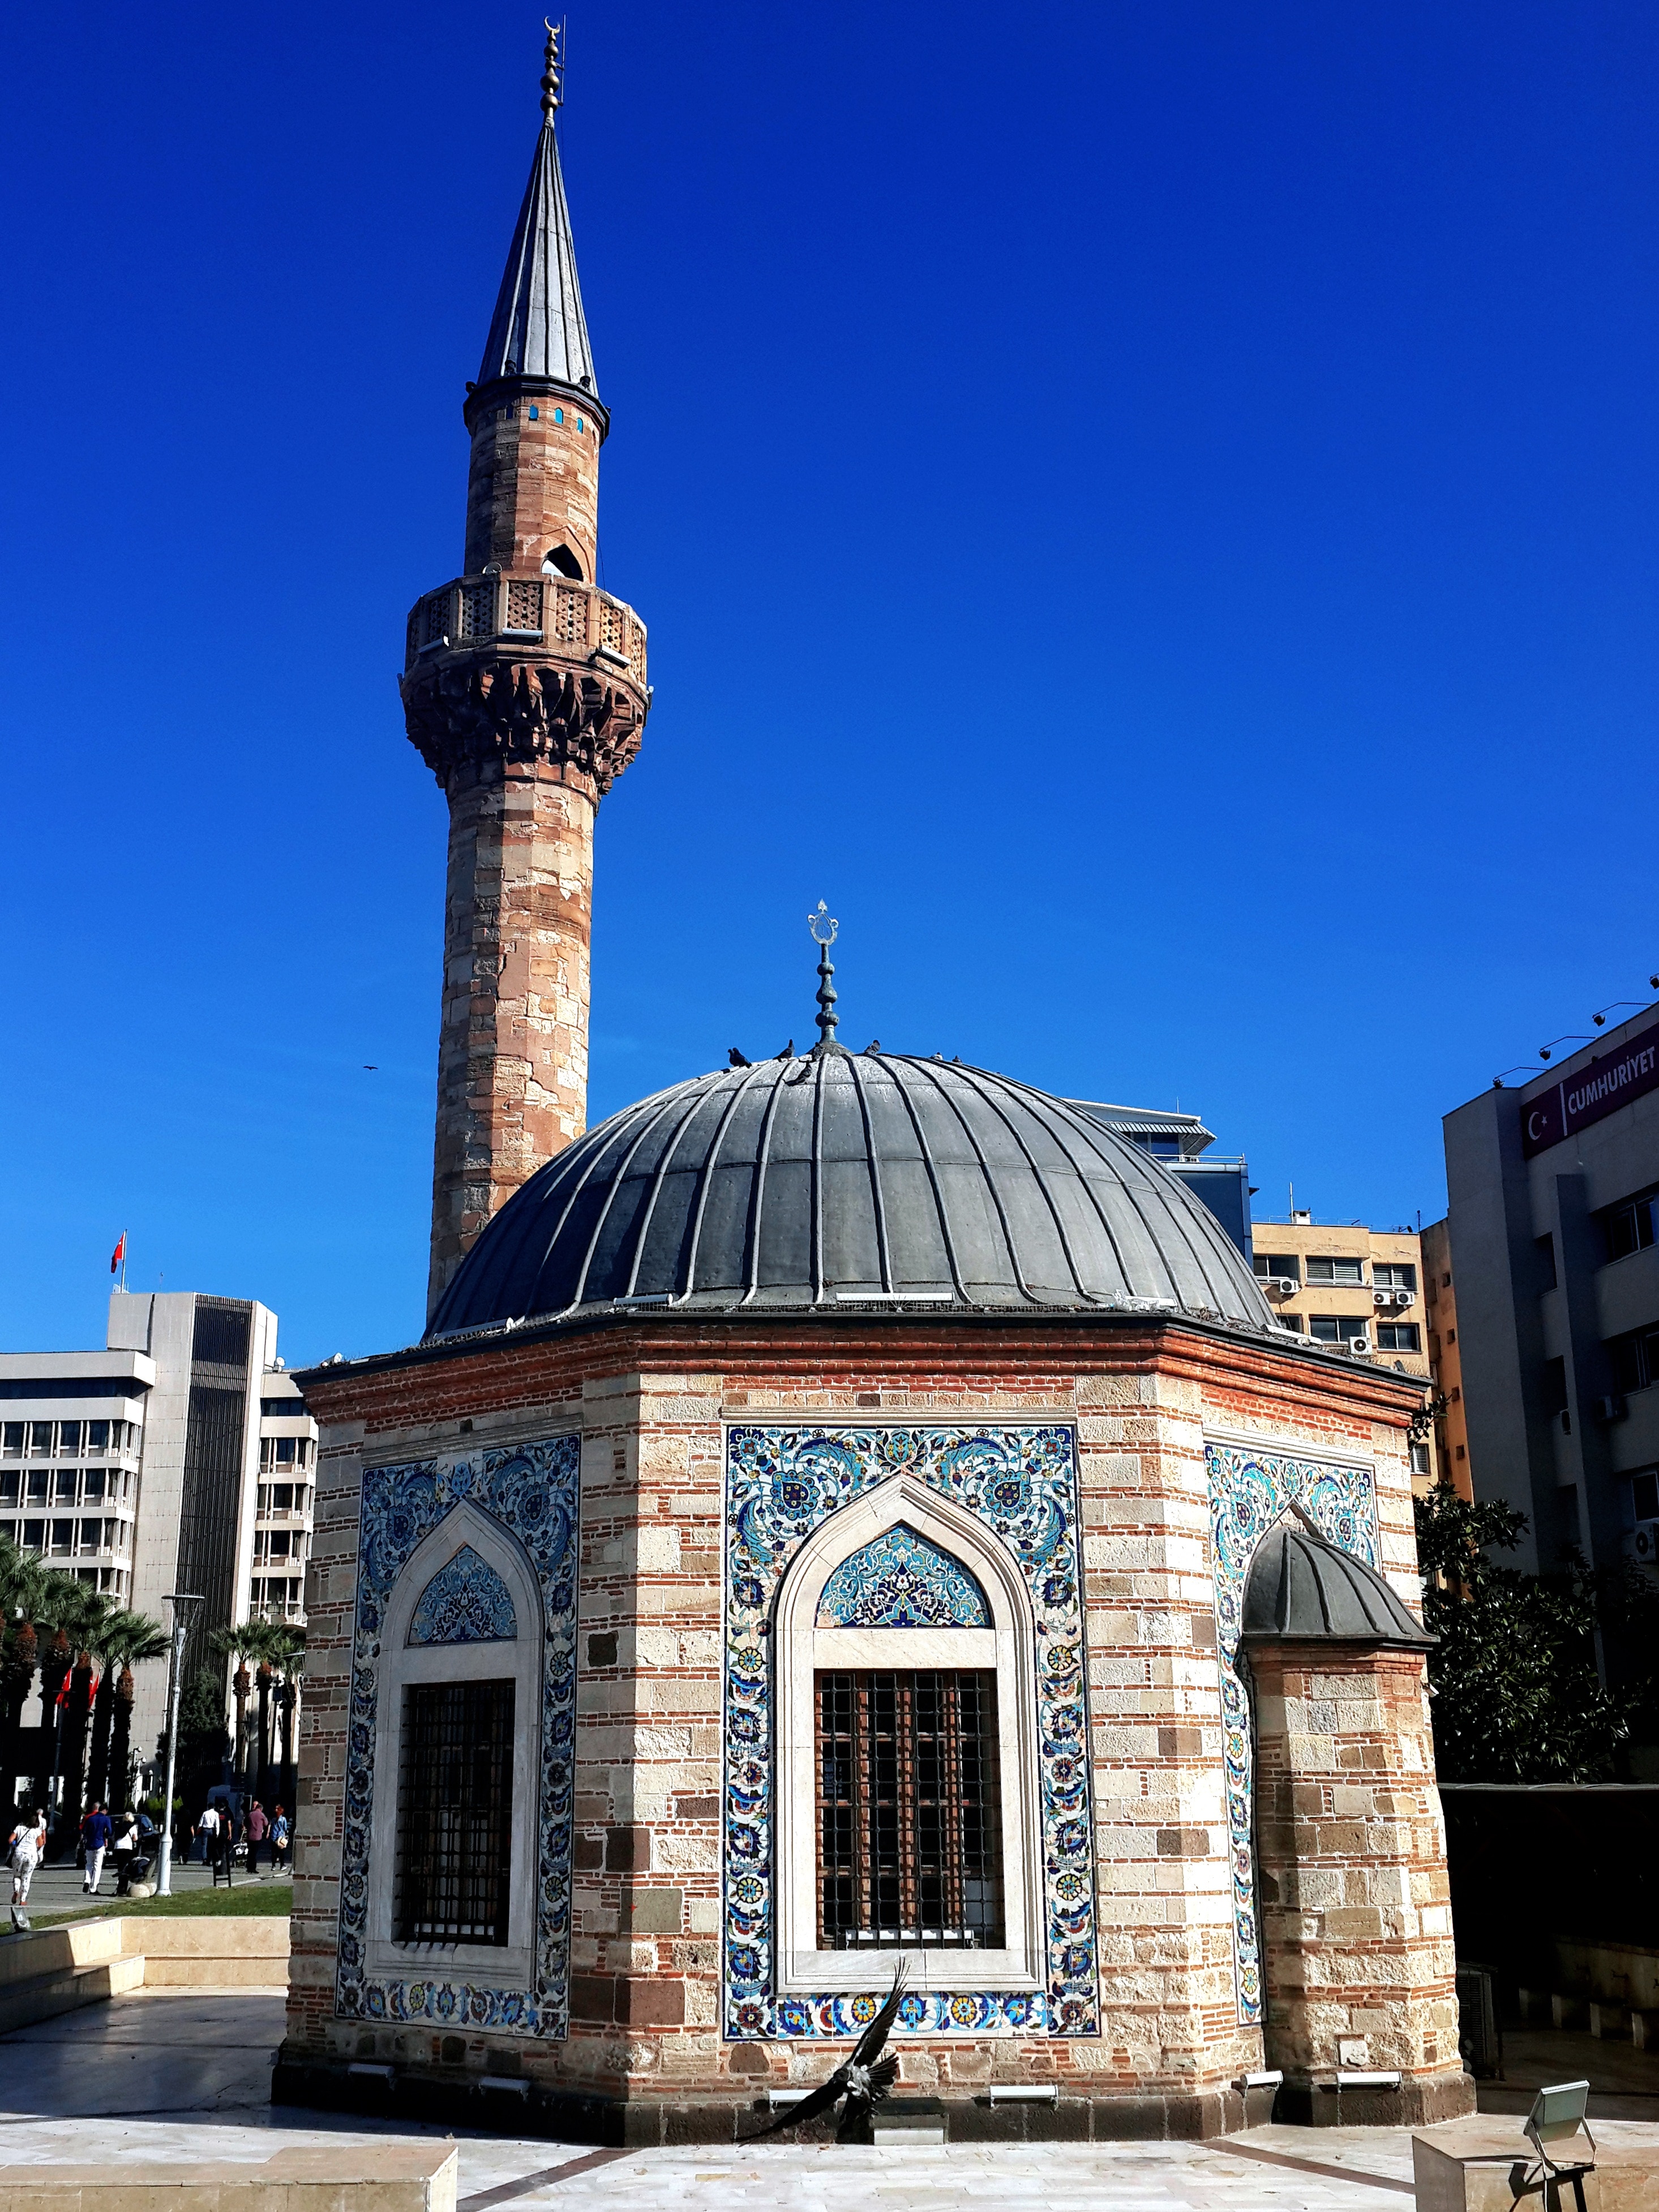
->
[404,572,648,695]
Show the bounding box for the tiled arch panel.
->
[722,1423,1098,2040]
[335,1435,580,2036]
[1204,1439,1381,2024]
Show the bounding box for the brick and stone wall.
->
[280,1318,1471,2142]
[464,389,601,583]
[1249,1639,1464,2125]
[426,757,595,1310]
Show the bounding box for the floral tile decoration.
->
[816,1522,991,1628]
[407,1542,519,1647]
[336,1435,580,2036]
[723,1424,1098,2040]
[1203,1441,1379,2025]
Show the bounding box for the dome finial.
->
[540,18,564,121]
[808,901,839,1045]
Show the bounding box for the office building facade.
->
[2,1295,318,1769]
[1443,1007,1659,1582]
[0,1350,153,1602]
[1418,1219,1472,1501]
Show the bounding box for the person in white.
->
[8,1810,46,1931]
[198,1801,221,1878]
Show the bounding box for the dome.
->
[428,1049,1276,1338]
[1240,1522,1433,1648]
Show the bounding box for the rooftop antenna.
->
[808,901,839,1047]
[540,18,564,120]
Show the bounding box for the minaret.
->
[402,27,650,1319]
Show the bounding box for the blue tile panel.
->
[1203,1441,1380,2025]
[723,1424,1098,2040]
[336,1436,580,2038]
[407,1542,519,1646]
[815,1522,991,1628]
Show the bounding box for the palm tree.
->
[0,1616,36,1822]
[0,1536,49,1819]
[237,1618,299,1794]
[53,1585,112,1845]
[88,1612,167,1813]
[256,1624,306,1814]
[208,1626,262,1786]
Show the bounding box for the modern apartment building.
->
[1443,1004,1659,1585]
[1248,1211,1438,1488]
[2,1294,318,1764]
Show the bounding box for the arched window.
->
[541,543,583,580]
[772,1474,1043,1997]
[363,1502,543,1992]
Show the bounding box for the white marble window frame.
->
[364,1501,545,1992]
[772,1472,1044,1995]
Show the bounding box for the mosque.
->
[278,30,1473,2145]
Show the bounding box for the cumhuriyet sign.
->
[1521,1019,1659,1157]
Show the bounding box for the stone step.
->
[0,1950,143,2035]
[0,2143,456,2212]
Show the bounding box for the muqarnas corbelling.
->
[401,657,643,794]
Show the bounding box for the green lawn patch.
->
[30,1880,293,1928]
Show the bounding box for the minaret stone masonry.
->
[401,29,649,1318]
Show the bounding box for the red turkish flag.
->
[109,1233,125,1275]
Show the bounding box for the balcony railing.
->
[405,573,648,689]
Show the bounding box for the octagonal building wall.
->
[278,1318,1471,2143]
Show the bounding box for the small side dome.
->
[1241,1521,1433,1648]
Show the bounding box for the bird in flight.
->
[363,1065,378,1071]
[743,1965,906,2142]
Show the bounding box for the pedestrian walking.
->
[8,1810,45,1931]
[80,1802,113,1896]
[271,1805,290,1871]
[198,1799,230,1886]
[110,1808,139,1893]
[246,1799,268,1872]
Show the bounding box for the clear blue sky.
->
[4,2,1657,1365]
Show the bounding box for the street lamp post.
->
[156,1593,203,1897]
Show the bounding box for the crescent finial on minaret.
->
[541,19,564,120]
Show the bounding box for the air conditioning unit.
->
[1631,1520,1659,1566]
[1269,1276,1298,1297]
[1373,1289,1391,1308]
[1348,1334,1373,1356]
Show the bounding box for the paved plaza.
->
[0,1990,1653,2207]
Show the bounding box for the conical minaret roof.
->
[477,28,598,398]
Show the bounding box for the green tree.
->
[1414,1484,1629,1781]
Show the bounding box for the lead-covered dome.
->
[428,1051,1275,1338]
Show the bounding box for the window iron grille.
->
[815,1669,1002,1950]
[397,1678,515,1945]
